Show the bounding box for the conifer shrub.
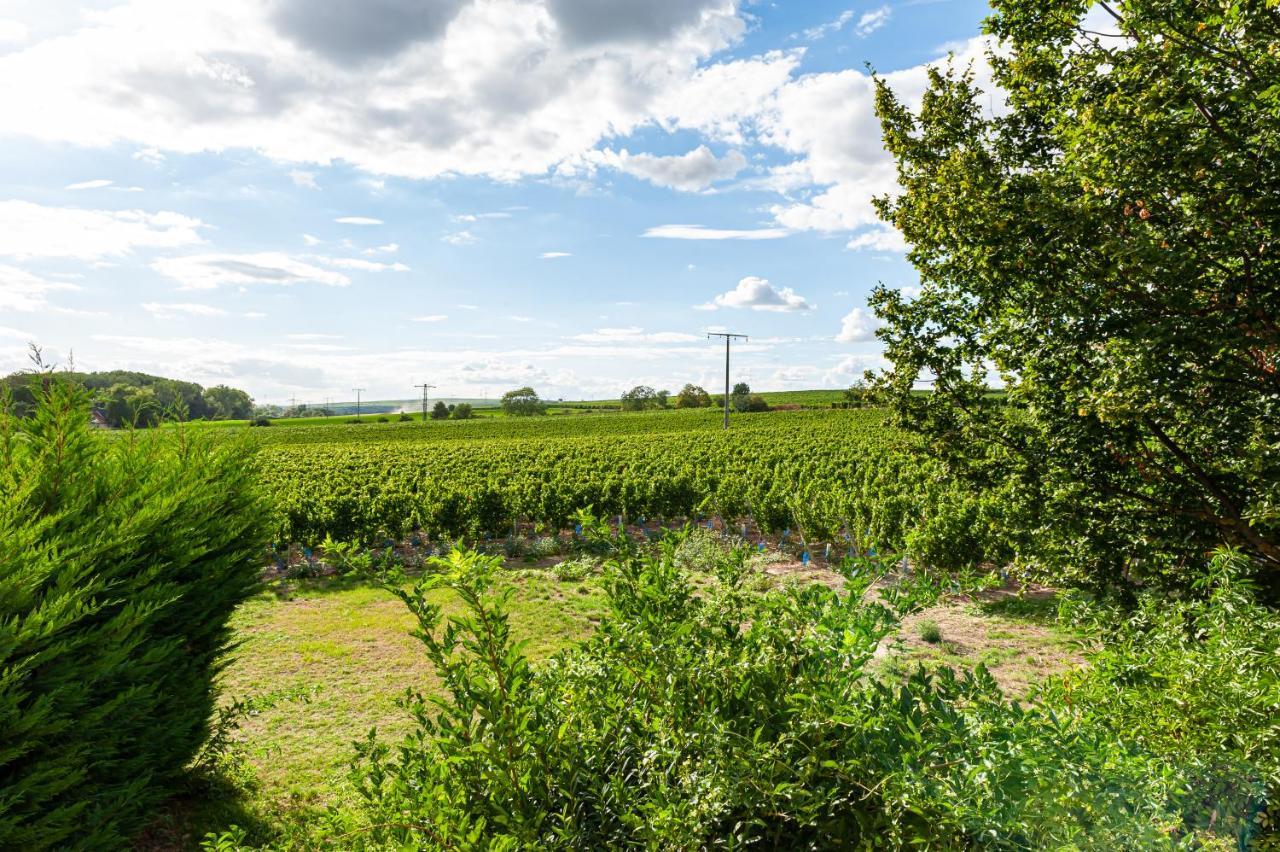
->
[0,379,268,850]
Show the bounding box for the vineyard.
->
[254,408,980,566]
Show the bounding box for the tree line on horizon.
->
[0,368,254,427]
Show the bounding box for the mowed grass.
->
[217,571,609,813]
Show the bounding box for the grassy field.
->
[163,551,1085,848]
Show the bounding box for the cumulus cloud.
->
[591,145,746,191]
[643,224,789,241]
[271,0,468,65]
[846,224,907,252]
[0,264,80,312]
[151,252,351,289]
[0,19,28,44]
[141,301,227,319]
[0,200,205,260]
[835,307,879,342]
[700,276,813,312]
[335,216,383,225]
[0,0,746,181]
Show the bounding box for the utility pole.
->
[414,382,436,421]
[352,388,365,421]
[707,332,748,430]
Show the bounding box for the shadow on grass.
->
[974,588,1060,625]
[135,770,284,852]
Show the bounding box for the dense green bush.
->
[272,530,1272,849]
[0,379,268,849]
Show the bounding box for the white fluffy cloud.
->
[700,276,813,312]
[0,0,745,180]
[151,252,351,289]
[846,224,907,252]
[755,36,992,238]
[836,307,879,342]
[590,145,746,191]
[0,265,80,312]
[0,200,205,260]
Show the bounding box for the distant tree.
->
[203,385,253,420]
[730,382,753,413]
[501,387,546,417]
[742,394,770,413]
[431,400,450,420]
[675,384,712,409]
[451,402,474,420]
[621,385,664,412]
[101,384,160,428]
[656,389,669,408]
[844,378,876,408]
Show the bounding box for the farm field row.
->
[250,408,974,566]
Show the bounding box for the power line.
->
[351,388,365,421]
[414,382,437,422]
[707,332,748,430]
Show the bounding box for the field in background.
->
[181,388,852,428]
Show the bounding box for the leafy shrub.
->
[250,415,272,427]
[376,415,389,423]
[307,535,1278,851]
[552,555,598,582]
[398,413,413,422]
[918,618,942,644]
[0,380,267,850]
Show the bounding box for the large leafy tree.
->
[500,386,546,417]
[870,0,1279,596]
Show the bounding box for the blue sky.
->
[0,0,994,403]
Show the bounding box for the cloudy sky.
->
[0,0,993,403]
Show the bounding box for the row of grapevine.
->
[251,409,996,569]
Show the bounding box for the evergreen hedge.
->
[0,379,267,849]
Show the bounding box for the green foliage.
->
[1038,548,1280,841]
[918,619,943,644]
[431,400,450,420]
[203,384,255,420]
[451,402,473,420]
[620,384,665,411]
[674,383,712,409]
[253,408,971,557]
[870,0,1280,596]
[0,379,268,849]
[302,532,1276,849]
[500,386,546,417]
